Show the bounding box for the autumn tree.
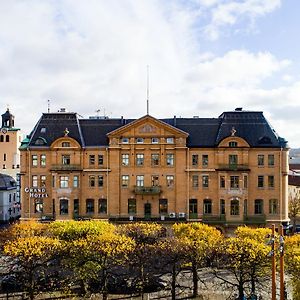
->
[289,195,300,234]
[3,235,62,300]
[285,234,300,299]
[118,223,166,298]
[214,227,272,300]
[173,223,223,298]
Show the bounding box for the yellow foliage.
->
[48,220,115,241]
[9,221,46,238]
[4,236,61,262]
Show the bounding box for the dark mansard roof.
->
[22,109,288,149]
[0,174,16,190]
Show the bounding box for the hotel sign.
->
[24,187,49,198]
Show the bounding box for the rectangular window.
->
[98,155,104,165]
[89,155,95,165]
[202,175,209,188]
[151,137,159,144]
[189,199,198,215]
[40,154,46,167]
[32,155,38,167]
[220,176,225,188]
[192,175,199,188]
[62,142,70,147]
[136,154,144,166]
[269,199,278,214]
[151,153,159,166]
[59,176,69,188]
[136,175,144,187]
[73,175,79,188]
[40,175,46,187]
[60,199,68,215]
[229,154,238,166]
[268,175,274,188]
[62,155,70,165]
[151,175,159,187]
[166,137,174,144]
[254,199,263,214]
[98,175,104,187]
[244,199,248,215]
[243,175,248,189]
[89,175,95,187]
[122,154,129,166]
[159,199,168,214]
[203,199,212,214]
[122,137,129,144]
[98,199,107,214]
[32,175,38,187]
[230,176,239,189]
[220,199,225,215]
[166,175,174,187]
[52,175,55,188]
[166,153,174,166]
[258,175,264,188]
[268,154,275,166]
[3,153,6,161]
[258,155,264,166]
[192,154,198,166]
[86,199,94,214]
[202,155,208,167]
[128,199,137,214]
[122,175,129,187]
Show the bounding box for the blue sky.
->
[0,0,299,147]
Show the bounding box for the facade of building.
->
[0,173,20,222]
[20,108,289,229]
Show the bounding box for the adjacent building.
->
[0,173,20,222]
[20,108,289,230]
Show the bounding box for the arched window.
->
[5,135,9,142]
[230,199,239,215]
[60,199,69,215]
[203,199,212,214]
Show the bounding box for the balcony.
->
[50,164,82,171]
[217,164,250,171]
[134,186,161,195]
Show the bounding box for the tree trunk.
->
[192,262,198,298]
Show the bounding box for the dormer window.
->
[229,141,237,147]
[40,127,46,133]
[62,142,70,147]
[166,137,174,144]
[122,137,129,144]
[136,138,144,144]
[151,137,159,144]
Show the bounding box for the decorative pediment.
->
[107,115,188,138]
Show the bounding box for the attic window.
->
[34,137,47,145]
[122,137,129,144]
[166,137,174,144]
[136,138,144,144]
[229,141,237,147]
[40,127,46,133]
[62,142,70,147]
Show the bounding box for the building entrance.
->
[144,203,151,219]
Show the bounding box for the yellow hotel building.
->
[20,108,289,230]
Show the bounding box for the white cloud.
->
[204,0,281,40]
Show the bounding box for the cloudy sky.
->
[0,0,299,147]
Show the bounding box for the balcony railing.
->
[217,164,249,171]
[51,164,82,171]
[134,186,161,195]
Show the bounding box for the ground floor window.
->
[203,199,212,214]
[269,199,278,214]
[74,199,79,216]
[220,199,225,215]
[60,199,69,215]
[98,199,107,214]
[86,199,94,214]
[128,199,136,214]
[189,199,198,215]
[255,199,264,214]
[159,199,168,214]
[230,199,239,215]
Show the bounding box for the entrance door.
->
[144,203,151,219]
